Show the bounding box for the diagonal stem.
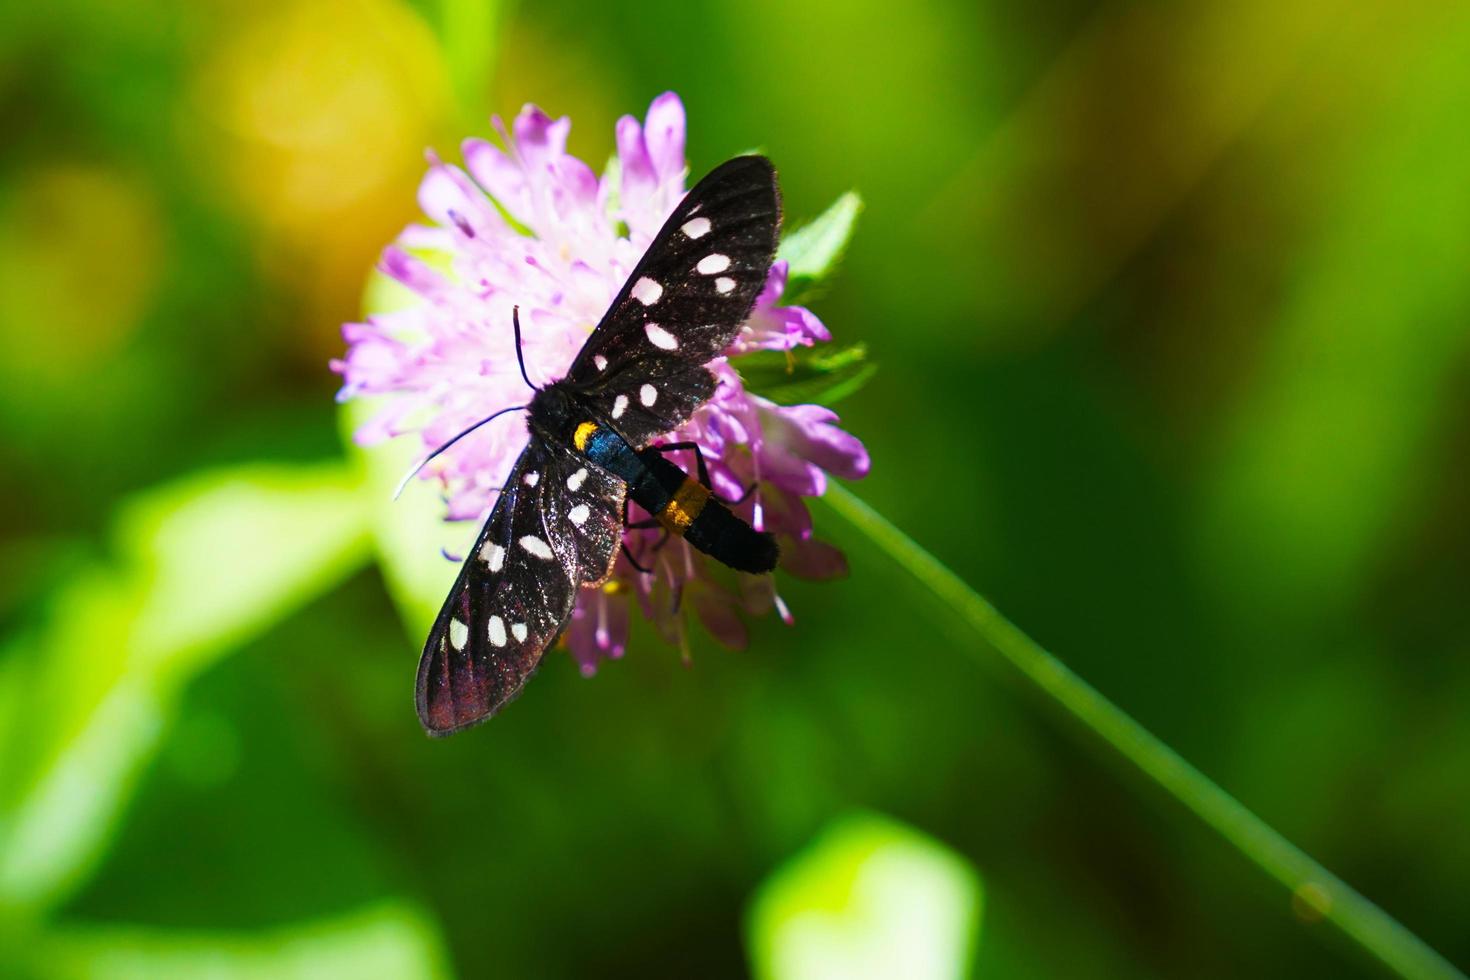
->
[820,483,1463,980]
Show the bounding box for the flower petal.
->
[643,91,686,182]
[379,246,445,295]
[781,537,848,580]
[693,586,748,650]
[567,588,630,675]
[762,403,870,481]
[512,104,570,171]
[417,158,499,238]
[463,137,528,217]
[616,113,656,202]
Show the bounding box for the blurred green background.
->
[3,0,1469,976]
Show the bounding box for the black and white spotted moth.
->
[417,155,782,735]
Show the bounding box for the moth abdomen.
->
[683,495,779,574]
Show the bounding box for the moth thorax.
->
[527,382,580,439]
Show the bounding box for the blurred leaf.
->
[339,397,460,641]
[746,812,982,980]
[739,343,876,407]
[1198,12,1470,622]
[117,465,371,672]
[32,901,449,980]
[778,191,863,307]
[0,463,370,919]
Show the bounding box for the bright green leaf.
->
[118,465,371,676]
[777,191,863,306]
[746,812,983,980]
[32,901,450,980]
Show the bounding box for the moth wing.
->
[416,442,581,735]
[566,155,780,446]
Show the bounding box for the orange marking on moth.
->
[657,478,710,535]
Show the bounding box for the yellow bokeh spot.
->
[190,0,452,355]
[0,165,162,383]
[197,0,448,230]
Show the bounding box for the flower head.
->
[334,92,868,672]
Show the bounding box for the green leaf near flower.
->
[739,343,876,407]
[778,191,863,306]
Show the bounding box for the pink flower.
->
[333,92,868,674]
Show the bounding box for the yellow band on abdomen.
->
[573,421,598,451]
[658,478,710,535]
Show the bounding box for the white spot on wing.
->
[681,216,711,239]
[567,467,588,491]
[481,541,505,572]
[644,322,678,350]
[612,394,628,419]
[697,253,730,274]
[640,384,658,407]
[488,615,507,647]
[569,504,590,526]
[449,618,469,651]
[594,354,608,371]
[715,276,736,294]
[511,622,529,643]
[523,471,539,487]
[519,535,553,559]
[631,276,663,305]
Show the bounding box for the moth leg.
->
[625,517,672,552]
[653,440,756,505]
[620,497,663,570]
[621,540,652,574]
[652,441,711,489]
[724,481,758,506]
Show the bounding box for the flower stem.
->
[820,484,1463,980]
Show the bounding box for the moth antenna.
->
[512,306,539,392]
[393,404,528,500]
